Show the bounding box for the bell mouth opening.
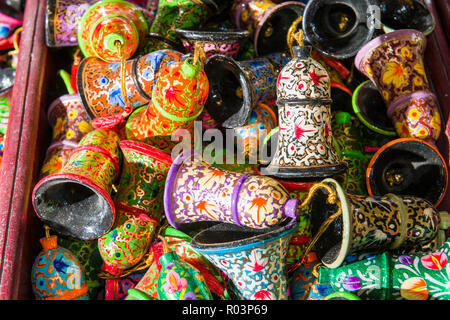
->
[379,0,435,36]
[254,2,305,56]
[309,178,350,268]
[319,3,359,39]
[175,28,250,42]
[204,55,252,128]
[352,80,396,136]
[303,0,375,59]
[33,174,115,240]
[190,218,298,254]
[367,139,448,207]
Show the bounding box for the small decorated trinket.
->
[204,51,290,128]
[262,36,346,179]
[366,138,448,207]
[355,29,441,143]
[31,226,89,300]
[307,178,449,269]
[32,126,121,240]
[77,49,183,119]
[164,150,301,230]
[126,55,209,151]
[191,220,298,300]
[77,0,149,62]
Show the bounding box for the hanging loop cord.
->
[192,42,206,68]
[115,40,133,117]
[287,183,343,274]
[287,16,305,57]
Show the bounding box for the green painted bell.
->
[332,111,371,195]
[318,239,450,300]
[157,251,213,300]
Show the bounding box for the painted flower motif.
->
[248,197,272,225]
[400,277,428,300]
[408,108,421,121]
[163,270,187,294]
[341,276,362,292]
[382,62,407,89]
[41,155,64,175]
[421,252,447,271]
[196,201,219,220]
[413,76,423,87]
[415,127,429,139]
[65,129,75,139]
[198,169,226,188]
[246,250,268,272]
[67,109,78,120]
[253,289,273,300]
[294,119,316,142]
[399,255,414,265]
[400,47,412,58]
[382,90,389,101]
[76,121,93,134]
[52,118,67,139]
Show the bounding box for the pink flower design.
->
[421,252,447,271]
[253,289,273,300]
[164,270,187,294]
[246,250,268,272]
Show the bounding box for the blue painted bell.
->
[31,227,89,300]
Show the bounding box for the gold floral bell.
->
[262,43,346,179]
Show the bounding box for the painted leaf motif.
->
[421,252,447,271]
[400,277,428,300]
[342,276,362,292]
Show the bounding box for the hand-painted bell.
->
[332,111,371,195]
[58,235,104,300]
[45,0,96,47]
[355,29,441,143]
[232,102,277,158]
[164,150,301,230]
[0,88,12,136]
[290,252,328,300]
[308,178,450,269]
[98,213,156,277]
[190,220,298,300]
[77,0,149,62]
[366,138,448,207]
[231,0,305,57]
[157,250,213,300]
[261,45,346,179]
[77,49,183,119]
[302,0,376,59]
[31,228,89,300]
[125,57,209,150]
[32,128,121,240]
[145,0,229,52]
[126,226,226,300]
[378,0,435,36]
[204,51,290,128]
[318,239,450,300]
[352,80,397,136]
[175,28,249,59]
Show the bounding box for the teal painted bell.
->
[31,227,89,300]
[157,251,213,300]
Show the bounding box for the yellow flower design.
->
[408,108,421,121]
[66,129,75,139]
[400,47,411,58]
[41,155,64,175]
[52,118,67,139]
[241,11,248,22]
[413,76,423,87]
[382,62,407,89]
[76,121,93,134]
[68,109,78,120]
[431,113,441,131]
[382,90,389,101]
[415,127,429,139]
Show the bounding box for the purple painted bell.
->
[164,150,301,230]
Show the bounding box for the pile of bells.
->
[29,0,449,301]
